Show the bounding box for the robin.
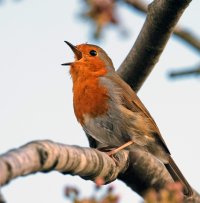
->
[62,41,193,197]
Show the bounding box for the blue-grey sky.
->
[0,0,200,202]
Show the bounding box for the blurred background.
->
[0,0,200,202]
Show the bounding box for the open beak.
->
[61,41,82,66]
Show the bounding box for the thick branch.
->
[117,0,192,92]
[0,140,199,202]
[119,150,173,195]
[0,140,128,186]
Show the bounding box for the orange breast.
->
[73,77,109,124]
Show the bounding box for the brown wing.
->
[105,73,170,154]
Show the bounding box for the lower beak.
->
[61,41,82,66]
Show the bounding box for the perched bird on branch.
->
[62,41,193,197]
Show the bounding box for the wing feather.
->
[103,73,170,154]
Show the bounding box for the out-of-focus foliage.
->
[144,182,184,203]
[64,177,184,203]
[64,177,119,203]
[81,0,120,39]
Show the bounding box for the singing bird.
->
[62,41,193,196]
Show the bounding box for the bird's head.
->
[62,41,114,80]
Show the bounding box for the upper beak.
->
[61,41,82,66]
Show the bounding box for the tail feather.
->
[165,156,193,197]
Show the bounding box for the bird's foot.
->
[106,141,134,156]
[97,141,134,165]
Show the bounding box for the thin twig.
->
[169,66,200,78]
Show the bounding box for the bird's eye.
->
[89,50,97,56]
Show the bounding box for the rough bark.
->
[0,140,128,186]
[0,141,199,202]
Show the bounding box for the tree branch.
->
[0,140,199,202]
[169,65,200,78]
[0,140,128,186]
[174,27,200,53]
[124,0,147,14]
[117,0,192,92]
